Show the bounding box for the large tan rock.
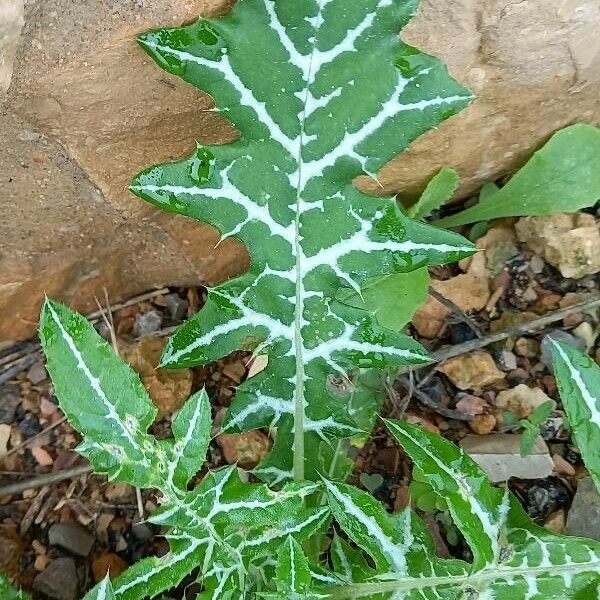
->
[2,0,600,340]
[0,0,24,92]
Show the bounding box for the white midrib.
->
[292,2,327,482]
[326,557,600,599]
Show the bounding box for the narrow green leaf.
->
[164,388,212,491]
[276,536,312,593]
[335,268,430,331]
[39,299,160,488]
[385,419,508,570]
[437,124,600,227]
[323,479,410,573]
[551,341,600,491]
[407,167,460,220]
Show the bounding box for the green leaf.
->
[519,400,555,457]
[323,420,600,599]
[39,299,161,489]
[437,123,600,227]
[385,419,508,570]
[551,341,600,491]
[82,576,116,600]
[163,389,212,490]
[323,479,413,573]
[130,0,475,483]
[407,167,460,220]
[0,574,28,600]
[336,268,430,331]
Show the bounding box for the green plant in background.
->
[518,400,555,457]
[0,574,28,600]
[436,123,600,228]
[129,0,476,485]
[30,307,600,598]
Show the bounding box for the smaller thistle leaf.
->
[385,419,508,570]
[112,533,208,600]
[551,340,600,490]
[323,479,410,574]
[330,534,375,583]
[39,299,160,488]
[196,548,242,600]
[82,575,116,600]
[406,167,460,221]
[235,506,331,560]
[164,388,212,491]
[275,536,312,594]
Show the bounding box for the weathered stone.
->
[216,430,272,469]
[33,557,78,600]
[439,351,505,391]
[92,553,128,582]
[48,522,95,557]
[515,214,600,279]
[495,384,554,419]
[412,274,490,338]
[566,477,600,541]
[460,433,554,483]
[0,384,20,424]
[122,337,192,418]
[0,0,24,93]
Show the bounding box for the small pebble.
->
[0,384,21,424]
[133,310,162,337]
[514,337,539,358]
[529,255,545,274]
[27,362,48,384]
[33,557,78,600]
[48,522,95,557]
[19,413,41,437]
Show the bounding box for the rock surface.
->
[495,384,553,419]
[3,0,600,340]
[460,433,554,483]
[121,338,192,419]
[48,522,95,557]
[515,214,600,279]
[566,477,600,541]
[439,351,505,391]
[0,0,24,92]
[33,557,78,600]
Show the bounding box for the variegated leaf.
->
[163,388,212,490]
[82,576,116,600]
[551,340,600,491]
[39,299,161,488]
[131,0,475,483]
[321,420,600,600]
[385,419,510,570]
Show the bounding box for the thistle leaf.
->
[39,299,160,488]
[130,0,475,482]
[551,341,600,490]
[164,388,212,490]
[82,576,116,600]
[385,419,509,570]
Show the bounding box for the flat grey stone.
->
[48,522,94,557]
[567,477,600,541]
[460,433,554,483]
